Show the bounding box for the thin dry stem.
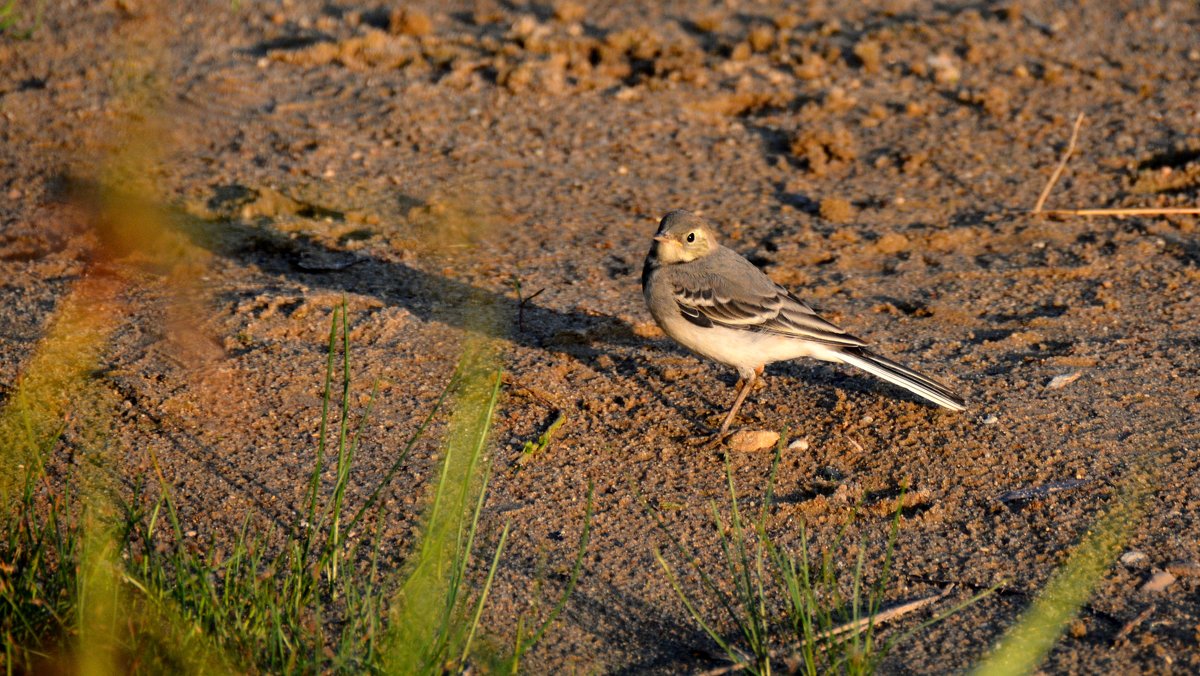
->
[698,587,955,675]
[1033,112,1085,214]
[1112,604,1156,645]
[1040,207,1200,217]
[811,585,954,641]
[1029,112,1198,219]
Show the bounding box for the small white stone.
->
[981,414,999,425]
[926,52,960,84]
[1047,372,1082,389]
[1120,550,1149,568]
[614,87,639,102]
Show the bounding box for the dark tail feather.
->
[836,347,966,411]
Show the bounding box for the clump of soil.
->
[819,197,857,223]
[791,127,858,176]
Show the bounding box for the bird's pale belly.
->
[656,310,837,373]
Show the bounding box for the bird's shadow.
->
[187,186,629,353]
[176,185,720,425]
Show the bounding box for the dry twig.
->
[1033,112,1085,213]
[812,585,954,641]
[1030,113,1198,218]
[699,587,955,675]
[1112,604,1156,646]
[1040,207,1200,217]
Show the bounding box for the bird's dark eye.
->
[686,232,696,243]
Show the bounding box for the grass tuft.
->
[647,434,987,675]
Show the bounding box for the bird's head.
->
[651,210,719,264]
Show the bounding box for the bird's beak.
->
[653,235,671,244]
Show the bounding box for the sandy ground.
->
[3,0,1200,672]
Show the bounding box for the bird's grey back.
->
[665,246,782,301]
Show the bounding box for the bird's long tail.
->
[836,347,966,411]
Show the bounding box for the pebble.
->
[981,414,999,425]
[1047,371,1082,389]
[1120,550,1149,568]
[788,437,811,451]
[727,430,780,452]
[927,52,961,84]
[1140,569,1176,594]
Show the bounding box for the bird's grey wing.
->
[672,272,866,347]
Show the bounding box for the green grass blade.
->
[971,481,1142,676]
[302,304,341,559]
[460,521,511,665]
[345,369,459,534]
[654,548,747,670]
[328,300,354,579]
[382,336,502,674]
[638,482,753,656]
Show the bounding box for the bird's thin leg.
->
[716,366,763,438]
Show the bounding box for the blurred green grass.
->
[0,302,589,673]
